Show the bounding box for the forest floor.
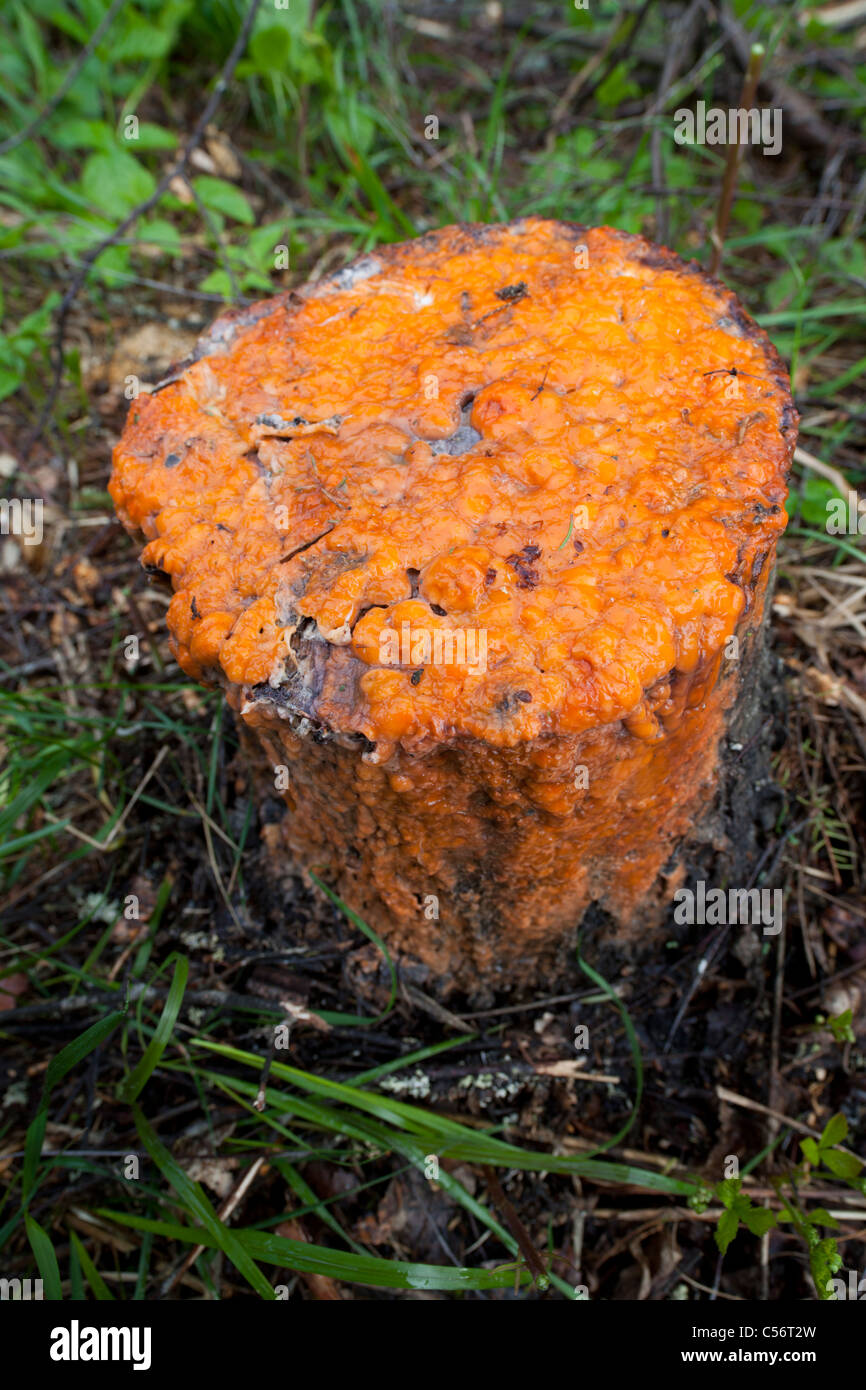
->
[1,1,865,1300]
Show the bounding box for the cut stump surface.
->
[111,219,797,994]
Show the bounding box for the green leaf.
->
[0,365,23,402]
[822,1149,862,1180]
[741,1206,777,1238]
[827,1009,856,1045]
[137,218,181,253]
[765,268,804,312]
[23,1009,125,1199]
[90,244,131,288]
[132,1104,275,1300]
[596,62,640,110]
[326,99,376,159]
[821,238,866,282]
[811,1237,843,1300]
[120,953,188,1102]
[47,118,115,152]
[716,1177,742,1207]
[123,122,177,151]
[112,20,175,61]
[797,475,845,527]
[800,1136,821,1166]
[81,149,156,214]
[809,1208,840,1231]
[244,220,292,273]
[69,1229,114,1300]
[192,176,254,224]
[197,269,234,297]
[715,1207,740,1255]
[820,1113,849,1150]
[25,1215,62,1300]
[249,25,291,72]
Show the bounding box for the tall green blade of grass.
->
[132,1105,275,1300]
[192,1039,697,1194]
[99,1210,529,1292]
[23,1009,126,1202]
[120,952,188,1102]
[69,1229,115,1300]
[25,1214,62,1300]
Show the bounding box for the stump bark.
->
[110,219,797,996]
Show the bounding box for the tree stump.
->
[111,219,797,996]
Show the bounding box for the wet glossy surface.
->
[111,221,796,984]
[111,220,795,755]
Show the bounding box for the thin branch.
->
[482,1165,549,1289]
[709,43,765,278]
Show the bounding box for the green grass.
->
[0,669,682,1298]
[2,984,693,1298]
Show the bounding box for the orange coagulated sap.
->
[111,220,796,988]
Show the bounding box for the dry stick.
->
[793,444,851,500]
[125,589,165,675]
[0,0,128,157]
[684,1272,748,1301]
[26,0,263,456]
[481,1165,548,1289]
[716,1084,864,1163]
[801,0,866,25]
[709,43,765,278]
[253,1041,278,1112]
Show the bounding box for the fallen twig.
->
[709,42,765,277]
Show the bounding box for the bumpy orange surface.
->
[112,221,796,988]
[110,220,795,760]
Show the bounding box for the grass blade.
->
[23,1008,126,1200]
[132,1103,275,1300]
[120,952,188,1102]
[308,871,397,1025]
[98,1210,528,1292]
[25,1214,62,1299]
[69,1228,115,1300]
